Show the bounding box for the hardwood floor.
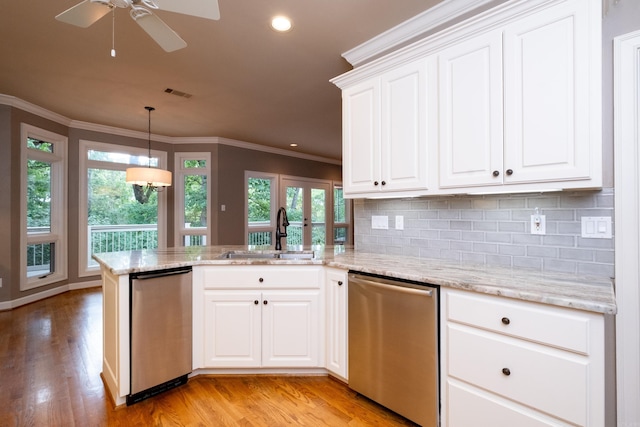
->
[0,288,418,426]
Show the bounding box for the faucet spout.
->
[275,207,289,251]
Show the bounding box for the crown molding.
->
[0,94,340,165]
[342,0,497,67]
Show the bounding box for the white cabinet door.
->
[438,30,503,188]
[325,268,348,379]
[203,290,262,368]
[380,60,429,192]
[342,79,380,195]
[261,290,321,367]
[503,0,594,184]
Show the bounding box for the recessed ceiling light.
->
[271,16,292,32]
[290,143,298,147]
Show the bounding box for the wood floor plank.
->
[0,288,419,426]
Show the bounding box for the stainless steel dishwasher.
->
[128,266,193,405]
[348,272,439,426]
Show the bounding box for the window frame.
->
[333,182,353,246]
[78,139,169,277]
[20,124,68,290]
[174,152,211,247]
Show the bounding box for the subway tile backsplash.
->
[354,188,614,278]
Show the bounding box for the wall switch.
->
[0,278,2,288]
[371,215,389,230]
[221,204,226,212]
[531,214,546,235]
[395,215,404,230]
[581,216,612,239]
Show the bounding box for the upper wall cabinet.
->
[332,0,602,197]
[341,60,431,197]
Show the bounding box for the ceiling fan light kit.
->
[55,0,220,52]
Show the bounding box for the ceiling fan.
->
[55,0,220,52]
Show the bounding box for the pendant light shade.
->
[126,106,172,203]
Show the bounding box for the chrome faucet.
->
[275,207,290,251]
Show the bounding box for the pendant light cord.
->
[145,106,155,168]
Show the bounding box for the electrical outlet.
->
[0,278,2,288]
[531,214,546,235]
[395,215,404,230]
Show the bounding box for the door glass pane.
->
[184,174,207,228]
[27,159,52,232]
[87,168,158,267]
[311,188,326,245]
[26,242,54,278]
[286,186,304,245]
[248,178,272,227]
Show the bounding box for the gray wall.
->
[355,189,614,278]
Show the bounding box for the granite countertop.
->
[92,245,616,314]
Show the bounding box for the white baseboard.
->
[0,280,102,311]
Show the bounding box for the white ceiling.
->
[0,0,444,160]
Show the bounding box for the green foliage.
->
[248,178,271,222]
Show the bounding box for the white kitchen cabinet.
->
[438,0,600,190]
[324,268,348,380]
[437,29,504,188]
[502,0,598,185]
[341,59,430,197]
[196,266,324,369]
[333,0,601,196]
[440,289,604,427]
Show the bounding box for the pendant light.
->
[125,106,172,204]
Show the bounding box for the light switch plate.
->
[395,215,404,230]
[581,217,612,239]
[371,215,389,230]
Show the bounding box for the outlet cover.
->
[530,214,546,235]
[395,215,404,230]
[372,215,389,230]
[581,217,612,239]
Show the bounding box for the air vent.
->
[164,88,193,99]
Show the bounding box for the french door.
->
[279,177,331,247]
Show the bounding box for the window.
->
[333,183,351,245]
[175,153,211,246]
[246,171,278,245]
[78,140,168,276]
[21,124,68,290]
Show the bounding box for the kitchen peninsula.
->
[93,246,615,426]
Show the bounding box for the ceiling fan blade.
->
[133,11,187,52]
[55,0,112,28]
[154,0,220,21]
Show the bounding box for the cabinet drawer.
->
[201,266,322,289]
[446,379,573,427]
[446,290,591,354]
[448,324,588,426]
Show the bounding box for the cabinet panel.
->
[380,61,429,192]
[202,265,322,289]
[203,290,262,367]
[448,324,588,426]
[503,0,592,183]
[438,30,503,188]
[325,268,348,379]
[262,291,321,367]
[342,80,380,194]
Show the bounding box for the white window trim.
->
[245,171,279,245]
[174,152,211,247]
[20,124,68,290]
[78,139,169,277]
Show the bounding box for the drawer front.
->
[446,290,591,354]
[446,380,573,427]
[447,324,588,426]
[201,265,322,289]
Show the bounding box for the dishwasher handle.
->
[348,274,434,297]
[131,268,192,281]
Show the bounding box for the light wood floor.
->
[0,288,418,426]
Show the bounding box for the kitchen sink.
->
[219,250,315,260]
